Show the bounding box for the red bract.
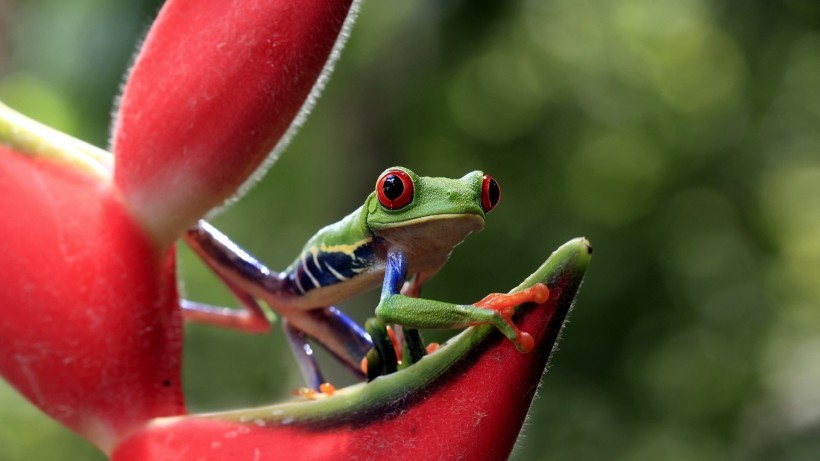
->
[113,0,357,245]
[1,0,592,459]
[0,147,184,453]
[110,240,591,461]
[1,0,358,454]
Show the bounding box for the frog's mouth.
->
[372,213,485,274]
[373,212,484,230]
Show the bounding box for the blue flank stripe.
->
[293,243,375,294]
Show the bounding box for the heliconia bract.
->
[0,1,591,459]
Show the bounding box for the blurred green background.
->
[2,0,820,459]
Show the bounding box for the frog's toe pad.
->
[516,332,534,354]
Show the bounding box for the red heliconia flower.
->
[108,240,591,461]
[0,0,591,459]
[1,0,359,453]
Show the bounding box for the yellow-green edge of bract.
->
[0,101,113,181]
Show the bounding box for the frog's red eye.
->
[377,169,414,210]
[481,174,501,213]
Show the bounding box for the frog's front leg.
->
[385,273,428,365]
[375,250,549,354]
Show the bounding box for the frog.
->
[182,167,549,389]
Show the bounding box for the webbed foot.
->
[472,283,550,353]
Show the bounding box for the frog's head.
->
[365,167,501,270]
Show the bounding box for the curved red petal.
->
[113,0,357,244]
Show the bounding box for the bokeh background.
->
[1,0,820,459]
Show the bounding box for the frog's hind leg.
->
[180,275,272,333]
[183,220,374,388]
[180,220,287,332]
[283,306,373,388]
[283,319,325,391]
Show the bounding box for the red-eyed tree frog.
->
[182,167,548,390]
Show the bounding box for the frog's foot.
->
[294,382,337,400]
[473,283,550,315]
[364,318,398,380]
[472,283,550,354]
[362,320,429,380]
[385,325,402,362]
